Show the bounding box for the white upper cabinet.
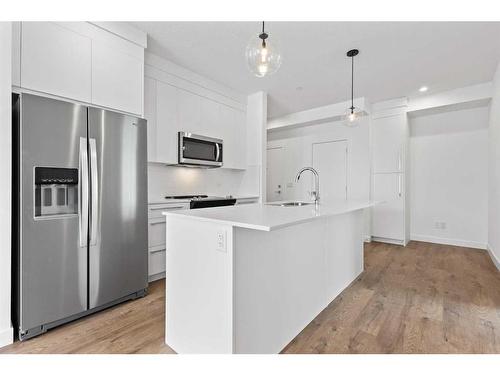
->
[17,22,145,116]
[11,22,21,87]
[156,81,178,164]
[91,40,144,115]
[21,22,92,103]
[146,76,247,168]
[372,113,408,173]
[144,77,157,162]
[220,105,246,170]
[177,89,203,135]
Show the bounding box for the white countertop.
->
[163,200,377,231]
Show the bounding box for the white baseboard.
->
[487,244,500,271]
[148,272,165,283]
[410,234,487,250]
[363,235,372,243]
[371,236,405,246]
[0,327,13,348]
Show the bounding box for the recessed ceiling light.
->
[419,86,428,92]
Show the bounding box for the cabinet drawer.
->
[148,203,189,219]
[148,219,166,248]
[148,248,166,277]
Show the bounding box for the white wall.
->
[488,62,500,268]
[267,117,371,237]
[0,22,13,347]
[410,106,489,249]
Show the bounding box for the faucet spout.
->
[295,167,320,207]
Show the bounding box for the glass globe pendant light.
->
[343,49,362,127]
[245,21,282,78]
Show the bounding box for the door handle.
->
[89,138,98,246]
[215,143,220,162]
[149,221,165,226]
[398,174,402,197]
[79,138,89,248]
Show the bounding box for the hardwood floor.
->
[0,279,174,354]
[1,241,499,354]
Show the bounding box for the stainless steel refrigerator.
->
[13,93,148,340]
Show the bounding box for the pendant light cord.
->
[262,21,265,34]
[351,55,354,112]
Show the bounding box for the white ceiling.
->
[132,22,500,118]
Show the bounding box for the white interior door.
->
[266,147,285,202]
[312,141,348,203]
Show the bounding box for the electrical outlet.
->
[216,231,226,252]
[434,221,447,230]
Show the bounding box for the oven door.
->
[178,132,223,167]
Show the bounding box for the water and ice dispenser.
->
[34,167,79,217]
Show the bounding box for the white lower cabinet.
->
[372,173,406,244]
[147,202,189,281]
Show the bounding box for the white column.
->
[244,91,267,202]
[0,21,13,347]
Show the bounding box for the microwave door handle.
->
[79,138,89,248]
[215,143,220,162]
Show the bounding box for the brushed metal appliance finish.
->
[87,108,148,309]
[178,131,223,167]
[20,94,88,332]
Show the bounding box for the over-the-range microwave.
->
[178,131,223,168]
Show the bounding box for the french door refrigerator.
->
[13,93,148,340]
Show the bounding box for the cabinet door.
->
[201,97,221,138]
[12,22,21,87]
[156,81,178,164]
[144,77,157,162]
[21,22,92,102]
[372,114,407,173]
[372,173,405,241]
[91,40,143,115]
[220,105,246,169]
[178,89,202,134]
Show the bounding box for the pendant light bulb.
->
[343,49,362,127]
[246,21,282,78]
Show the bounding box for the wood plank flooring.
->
[1,241,499,354]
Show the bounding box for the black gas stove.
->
[164,194,236,209]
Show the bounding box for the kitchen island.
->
[163,200,376,354]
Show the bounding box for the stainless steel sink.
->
[267,201,313,207]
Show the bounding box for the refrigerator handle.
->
[79,138,89,247]
[89,138,99,246]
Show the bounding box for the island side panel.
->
[233,209,364,354]
[165,216,234,353]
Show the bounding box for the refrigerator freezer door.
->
[20,94,88,332]
[88,108,148,308]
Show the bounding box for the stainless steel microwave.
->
[178,132,223,167]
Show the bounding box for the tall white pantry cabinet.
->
[371,99,410,245]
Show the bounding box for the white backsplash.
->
[148,163,260,203]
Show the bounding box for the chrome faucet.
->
[295,167,320,207]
